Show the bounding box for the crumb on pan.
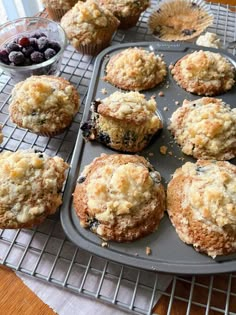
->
[146,246,152,255]
[158,91,165,97]
[101,241,109,248]
[160,145,168,155]
[101,88,108,94]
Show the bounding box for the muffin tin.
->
[60,42,236,275]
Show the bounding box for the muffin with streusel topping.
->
[169,97,236,160]
[9,75,79,137]
[104,47,167,91]
[171,50,235,96]
[73,154,165,242]
[42,0,79,22]
[61,0,120,55]
[0,150,68,229]
[167,160,236,258]
[81,91,162,152]
[98,0,149,29]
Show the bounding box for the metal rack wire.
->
[0,2,236,314]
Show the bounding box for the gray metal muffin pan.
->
[60,42,236,275]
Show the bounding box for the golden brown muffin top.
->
[97,0,149,17]
[171,50,235,95]
[104,47,167,91]
[61,0,120,44]
[42,0,78,10]
[9,75,79,133]
[78,154,163,222]
[175,160,236,231]
[0,150,68,226]
[96,91,161,127]
[169,97,236,160]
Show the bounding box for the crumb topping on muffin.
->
[179,161,236,231]
[81,91,162,152]
[167,160,236,257]
[171,50,235,95]
[0,150,68,227]
[61,0,120,45]
[169,97,236,160]
[73,154,165,241]
[9,75,79,134]
[86,162,156,220]
[98,0,149,17]
[42,0,78,10]
[97,91,160,125]
[104,47,167,90]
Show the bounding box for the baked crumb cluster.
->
[104,47,167,90]
[180,161,236,232]
[169,98,236,160]
[61,0,120,45]
[0,150,68,228]
[171,50,235,95]
[98,0,149,17]
[196,32,222,49]
[9,75,79,134]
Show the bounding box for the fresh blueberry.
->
[44,48,56,60]
[22,46,35,57]
[37,37,49,52]
[8,51,25,65]
[30,51,45,63]
[48,40,61,53]
[31,31,46,39]
[0,49,10,64]
[6,43,21,53]
[98,132,110,144]
[29,37,38,49]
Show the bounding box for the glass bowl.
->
[0,17,67,82]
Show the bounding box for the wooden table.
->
[0,0,236,314]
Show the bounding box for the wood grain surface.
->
[0,266,57,315]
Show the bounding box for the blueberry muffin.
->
[61,0,120,55]
[81,91,162,152]
[171,50,235,96]
[9,75,79,137]
[167,160,236,258]
[104,47,167,91]
[0,150,68,229]
[42,0,79,22]
[73,154,166,242]
[148,0,213,41]
[168,97,236,160]
[98,0,150,29]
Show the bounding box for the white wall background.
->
[0,0,44,24]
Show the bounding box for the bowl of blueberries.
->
[0,17,67,81]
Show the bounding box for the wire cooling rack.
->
[0,2,236,315]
